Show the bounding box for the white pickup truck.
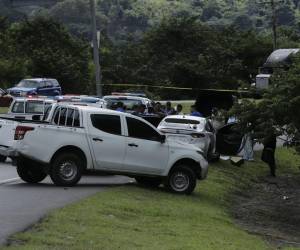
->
[11,104,208,194]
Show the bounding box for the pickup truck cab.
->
[14,105,208,194]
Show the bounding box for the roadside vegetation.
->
[0,107,8,114]
[2,148,299,250]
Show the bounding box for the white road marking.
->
[0,177,20,185]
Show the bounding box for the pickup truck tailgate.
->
[0,119,18,148]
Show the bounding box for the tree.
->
[230,56,300,150]
[10,16,90,93]
[0,16,28,87]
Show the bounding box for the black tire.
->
[17,158,47,183]
[50,152,83,187]
[0,155,7,162]
[135,177,161,188]
[165,165,197,195]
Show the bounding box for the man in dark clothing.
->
[261,131,277,177]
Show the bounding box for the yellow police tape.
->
[100,83,250,93]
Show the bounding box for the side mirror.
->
[160,134,166,143]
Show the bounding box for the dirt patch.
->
[231,173,300,248]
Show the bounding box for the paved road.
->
[0,161,132,246]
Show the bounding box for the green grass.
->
[2,148,300,250]
[0,107,8,114]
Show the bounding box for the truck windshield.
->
[16,80,39,88]
[106,98,142,111]
[25,101,51,114]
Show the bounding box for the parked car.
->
[56,95,107,108]
[7,78,62,97]
[103,95,153,113]
[158,115,218,160]
[6,97,55,121]
[7,105,208,194]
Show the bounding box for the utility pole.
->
[259,0,284,51]
[271,0,277,51]
[89,0,102,97]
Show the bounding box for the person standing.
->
[165,101,176,115]
[190,105,203,117]
[261,130,277,177]
[176,104,184,115]
[115,102,125,112]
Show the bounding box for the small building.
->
[256,48,300,89]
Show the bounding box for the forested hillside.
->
[2,0,300,40]
[1,0,300,96]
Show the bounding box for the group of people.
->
[114,101,204,117]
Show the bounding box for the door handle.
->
[128,143,138,147]
[93,138,103,142]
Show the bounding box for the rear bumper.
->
[0,146,19,157]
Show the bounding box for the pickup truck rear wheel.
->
[17,158,47,183]
[50,152,83,186]
[166,165,197,195]
[135,177,161,188]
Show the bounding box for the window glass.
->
[12,101,25,113]
[45,81,53,87]
[165,118,200,125]
[39,81,46,88]
[53,107,60,124]
[105,98,142,111]
[91,114,121,135]
[25,101,44,114]
[66,109,75,126]
[43,105,52,121]
[59,108,67,125]
[52,80,59,87]
[16,80,39,88]
[73,110,80,127]
[126,117,160,141]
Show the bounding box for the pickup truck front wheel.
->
[166,165,197,195]
[50,152,83,186]
[17,158,47,183]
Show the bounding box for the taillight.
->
[14,126,34,140]
[191,133,205,138]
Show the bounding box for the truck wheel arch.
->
[170,158,201,179]
[50,146,87,170]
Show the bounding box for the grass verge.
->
[0,107,8,114]
[2,148,300,250]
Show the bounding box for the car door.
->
[123,116,169,175]
[216,122,244,155]
[88,113,126,170]
[37,81,47,95]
